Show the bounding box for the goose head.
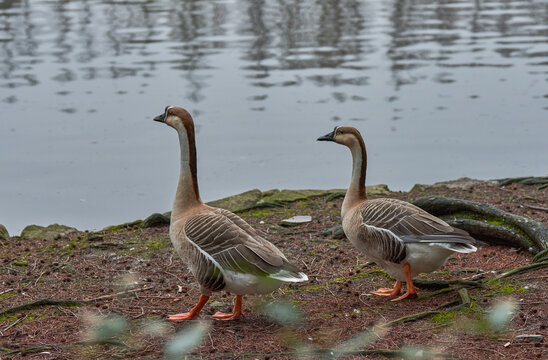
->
[153,105,194,132]
[317,126,363,148]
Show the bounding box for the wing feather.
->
[358,198,476,262]
[184,209,306,287]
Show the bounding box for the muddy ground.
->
[1,179,547,359]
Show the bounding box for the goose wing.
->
[358,198,476,263]
[183,209,306,283]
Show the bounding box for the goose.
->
[153,106,308,321]
[317,126,476,301]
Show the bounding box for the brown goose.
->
[318,126,476,301]
[153,106,307,321]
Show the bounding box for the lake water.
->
[1,0,547,235]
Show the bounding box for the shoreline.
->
[2,176,547,239]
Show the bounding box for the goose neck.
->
[172,125,202,217]
[342,137,367,218]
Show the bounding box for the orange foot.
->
[167,312,200,321]
[210,311,243,321]
[211,295,243,321]
[371,280,402,297]
[166,294,209,322]
[391,264,418,302]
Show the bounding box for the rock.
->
[206,189,263,212]
[0,224,8,240]
[515,334,544,342]
[142,213,170,228]
[280,216,312,227]
[20,224,76,241]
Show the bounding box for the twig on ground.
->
[4,315,27,331]
[0,288,14,296]
[522,204,548,213]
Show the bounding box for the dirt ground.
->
[1,179,547,359]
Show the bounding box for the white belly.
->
[222,271,283,295]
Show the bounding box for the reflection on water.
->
[1,0,547,233]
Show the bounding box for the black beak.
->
[153,113,166,123]
[317,130,335,142]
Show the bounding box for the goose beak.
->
[317,130,335,142]
[153,113,166,123]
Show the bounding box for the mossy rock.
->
[142,213,170,228]
[206,189,263,212]
[0,224,8,240]
[102,219,144,231]
[366,184,391,196]
[20,224,76,241]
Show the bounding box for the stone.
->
[0,224,8,240]
[20,224,76,241]
[280,216,312,227]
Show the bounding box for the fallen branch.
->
[83,286,152,302]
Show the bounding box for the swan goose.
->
[153,106,308,320]
[317,126,476,301]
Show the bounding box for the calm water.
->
[1,0,547,234]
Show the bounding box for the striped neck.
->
[342,135,367,218]
[173,123,202,217]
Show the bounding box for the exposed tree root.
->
[0,286,152,317]
[413,278,483,289]
[413,196,548,253]
[486,261,548,283]
[0,299,87,317]
[209,348,456,359]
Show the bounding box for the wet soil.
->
[1,180,547,359]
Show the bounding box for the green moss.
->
[44,243,59,252]
[13,259,28,266]
[430,302,482,324]
[487,282,528,296]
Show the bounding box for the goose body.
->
[318,126,476,300]
[154,106,307,320]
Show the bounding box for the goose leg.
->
[371,280,402,296]
[211,295,243,320]
[391,264,418,301]
[167,294,209,321]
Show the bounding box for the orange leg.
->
[167,294,209,321]
[371,280,403,297]
[211,295,244,321]
[392,264,418,301]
